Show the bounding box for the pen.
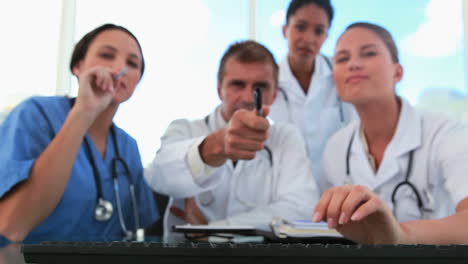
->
[113,67,129,80]
[254,85,263,116]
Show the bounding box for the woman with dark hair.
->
[0,24,158,243]
[313,22,468,244]
[270,0,356,183]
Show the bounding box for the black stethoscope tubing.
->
[70,98,140,235]
[345,130,425,213]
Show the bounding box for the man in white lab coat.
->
[145,41,318,239]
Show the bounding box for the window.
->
[256,0,467,120]
[2,0,467,162]
[73,0,249,164]
[0,0,62,123]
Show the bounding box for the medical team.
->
[0,0,467,244]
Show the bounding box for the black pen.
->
[254,85,263,116]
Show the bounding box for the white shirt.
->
[145,106,318,239]
[321,98,468,222]
[269,55,356,185]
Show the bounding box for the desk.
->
[19,241,468,264]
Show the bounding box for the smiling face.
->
[72,29,143,104]
[218,58,277,121]
[283,3,329,65]
[333,27,403,105]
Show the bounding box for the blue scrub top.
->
[0,96,158,242]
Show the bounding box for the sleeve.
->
[212,125,319,229]
[320,136,340,193]
[144,119,224,199]
[130,139,159,228]
[186,137,219,184]
[0,98,54,198]
[435,122,468,207]
[0,234,10,247]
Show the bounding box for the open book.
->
[271,218,342,238]
[264,217,353,244]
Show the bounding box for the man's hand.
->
[200,106,270,166]
[313,185,407,244]
[170,197,208,225]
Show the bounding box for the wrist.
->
[397,222,413,244]
[67,106,97,132]
[199,129,227,167]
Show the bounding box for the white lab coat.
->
[145,106,318,239]
[321,98,468,222]
[269,55,356,184]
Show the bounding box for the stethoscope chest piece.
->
[199,191,214,206]
[95,198,114,221]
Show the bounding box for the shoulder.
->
[318,54,333,68]
[113,125,137,146]
[325,120,357,154]
[419,111,468,149]
[12,96,66,113]
[159,117,207,145]
[420,110,464,131]
[166,118,205,134]
[2,96,67,128]
[270,122,300,136]
[268,122,303,146]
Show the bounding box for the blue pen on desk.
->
[254,85,263,116]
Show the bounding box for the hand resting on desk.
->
[313,185,468,245]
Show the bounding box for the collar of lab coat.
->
[351,98,422,156]
[279,55,333,100]
[349,98,422,188]
[206,105,227,132]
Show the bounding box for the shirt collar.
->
[279,55,332,95]
[351,97,422,157]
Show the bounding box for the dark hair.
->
[69,23,145,77]
[217,40,278,86]
[344,22,399,63]
[285,0,334,27]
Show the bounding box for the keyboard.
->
[22,241,468,264]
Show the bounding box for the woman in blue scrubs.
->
[0,24,158,242]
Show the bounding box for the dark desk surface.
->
[19,241,468,264]
[2,234,468,264]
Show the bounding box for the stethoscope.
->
[345,130,433,219]
[278,54,345,124]
[198,113,274,208]
[70,99,142,240]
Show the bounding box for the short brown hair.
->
[217,40,278,86]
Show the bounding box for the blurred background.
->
[0,0,466,165]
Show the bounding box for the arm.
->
[312,121,468,245]
[145,107,270,198]
[314,185,468,244]
[144,118,219,198]
[0,66,118,242]
[399,122,468,244]
[399,198,468,244]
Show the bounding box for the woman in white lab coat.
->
[313,22,468,244]
[269,0,355,182]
